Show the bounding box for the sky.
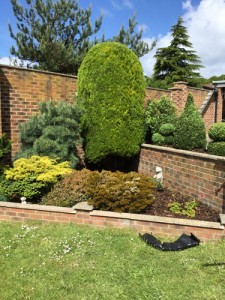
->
[0,0,225,78]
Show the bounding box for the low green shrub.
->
[168,200,198,217]
[144,96,177,142]
[164,136,174,146]
[208,122,225,142]
[41,169,92,207]
[159,123,175,136]
[2,156,72,202]
[87,171,156,213]
[152,133,165,146]
[207,141,225,156]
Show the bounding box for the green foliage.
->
[159,123,175,136]
[152,133,165,146]
[2,156,72,202]
[9,1,152,74]
[87,171,156,213]
[78,42,145,164]
[207,142,225,156]
[16,101,82,168]
[208,122,225,142]
[0,134,11,173]
[144,96,177,141]
[41,169,92,207]
[174,94,206,150]
[168,200,198,218]
[153,17,203,87]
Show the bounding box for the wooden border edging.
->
[0,201,224,242]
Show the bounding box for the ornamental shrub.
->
[41,169,92,207]
[0,134,11,173]
[208,122,225,141]
[174,93,206,150]
[16,101,82,168]
[207,142,225,156]
[2,156,72,202]
[152,133,165,146]
[78,42,145,165]
[144,96,177,142]
[159,123,175,136]
[87,171,156,213]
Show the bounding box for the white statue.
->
[20,197,27,204]
[154,166,163,189]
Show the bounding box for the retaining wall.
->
[138,144,225,213]
[0,201,224,242]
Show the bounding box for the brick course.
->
[0,201,224,242]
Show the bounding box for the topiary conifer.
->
[78,42,145,166]
[174,93,206,150]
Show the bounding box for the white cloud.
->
[110,0,133,10]
[137,24,149,33]
[141,0,225,78]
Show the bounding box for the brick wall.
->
[0,65,77,156]
[138,144,225,212]
[0,65,221,158]
[0,201,224,242]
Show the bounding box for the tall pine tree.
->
[153,17,203,87]
[9,0,154,74]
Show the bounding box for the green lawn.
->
[0,221,225,300]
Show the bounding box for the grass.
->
[0,222,225,300]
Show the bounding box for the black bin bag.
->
[139,233,200,251]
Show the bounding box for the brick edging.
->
[0,202,224,242]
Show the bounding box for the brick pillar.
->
[217,87,223,122]
[169,81,188,113]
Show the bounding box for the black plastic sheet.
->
[140,233,200,251]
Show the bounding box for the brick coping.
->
[0,63,77,79]
[0,201,223,230]
[141,144,225,162]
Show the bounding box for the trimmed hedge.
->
[152,133,165,146]
[207,142,225,156]
[78,42,145,164]
[174,93,206,150]
[159,123,175,136]
[208,122,225,142]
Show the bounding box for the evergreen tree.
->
[78,42,145,167]
[153,17,203,87]
[9,0,154,74]
[174,94,206,150]
[16,101,82,168]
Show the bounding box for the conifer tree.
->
[16,101,82,168]
[153,17,203,87]
[174,93,206,150]
[9,0,153,74]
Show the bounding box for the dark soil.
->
[144,188,220,222]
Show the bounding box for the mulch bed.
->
[144,188,220,222]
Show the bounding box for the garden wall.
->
[0,201,224,242]
[0,65,220,157]
[138,144,225,213]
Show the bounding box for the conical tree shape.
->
[153,17,203,87]
[174,94,206,150]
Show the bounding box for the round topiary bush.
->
[207,142,225,156]
[78,42,145,165]
[159,123,175,136]
[208,122,225,141]
[152,133,165,146]
[174,93,206,150]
